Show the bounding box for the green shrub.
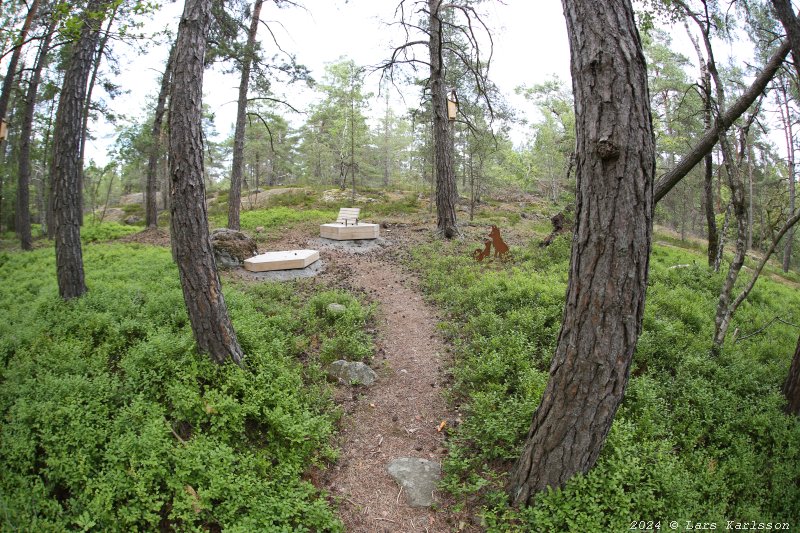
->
[80,222,140,242]
[0,244,344,531]
[410,238,800,530]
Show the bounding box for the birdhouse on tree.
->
[447,89,458,121]
[0,120,7,141]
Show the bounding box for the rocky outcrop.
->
[210,228,257,269]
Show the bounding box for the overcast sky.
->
[86,0,572,165]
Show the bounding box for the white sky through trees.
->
[85,0,571,166]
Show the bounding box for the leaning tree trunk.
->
[227,0,264,230]
[170,0,244,365]
[785,334,800,416]
[507,0,654,505]
[428,0,458,238]
[52,0,111,300]
[146,43,176,228]
[17,15,55,250]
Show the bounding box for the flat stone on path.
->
[326,360,377,386]
[387,458,441,508]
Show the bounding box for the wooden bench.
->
[320,206,379,240]
[336,207,360,226]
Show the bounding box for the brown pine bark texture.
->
[52,0,110,299]
[169,0,243,365]
[508,0,654,505]
[784,335,800,416]
[428,0,458,238]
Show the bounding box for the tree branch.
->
[654,40,790,203]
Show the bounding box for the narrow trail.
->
[317,241,468,532]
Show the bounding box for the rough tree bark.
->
[507,0,654,504]
[146,43,176,228]
[52,0,111,299]
[17,15,55,250]
[784,334,800,416]
[170,0,244,365]
[772,0,800,272]
[428,0,459,238]
[227,0,264,230]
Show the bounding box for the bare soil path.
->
[313,230,472,532]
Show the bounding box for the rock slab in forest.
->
[326,360,377,386]
[210,229,258,269]
[386,458,441,508]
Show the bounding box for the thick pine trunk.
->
[52,0,110,300]
[146,43,176,228]
[170,0,244,365]
[428,0,458,238]
[17,17,55,251]
[507,0,654,505]
[784,335,800,416]
[227,0,264,230]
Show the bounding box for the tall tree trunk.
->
[0,0,40,150]
[784,334,800,416]
[771,0,800,272]
[507,0,654,504]
[146,43,176,228]
[688,28,719,267]
[43,82,57,238]
[52,0,111,300]
[170,0,244,365]
[429,0,458,238]
[78,9,117,225]
[17,15,55,250]
[0,0,40,232]
[227,0,264,230]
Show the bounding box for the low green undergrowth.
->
[80,221,141,243]
[0,243,359,531]
[411,234,800,531]
[209,206,336,235]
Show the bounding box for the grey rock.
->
[210,228,258,269]
[124,215,142,225]
[326,360,377,386]
[387,458,441,508]
[327,303,347,315]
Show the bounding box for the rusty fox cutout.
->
[472,238,492,262]
[488,225,511,261]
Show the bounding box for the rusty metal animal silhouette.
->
[488,225,511,262]
[472,238,492,262]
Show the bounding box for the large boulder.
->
[210,228,258,269]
